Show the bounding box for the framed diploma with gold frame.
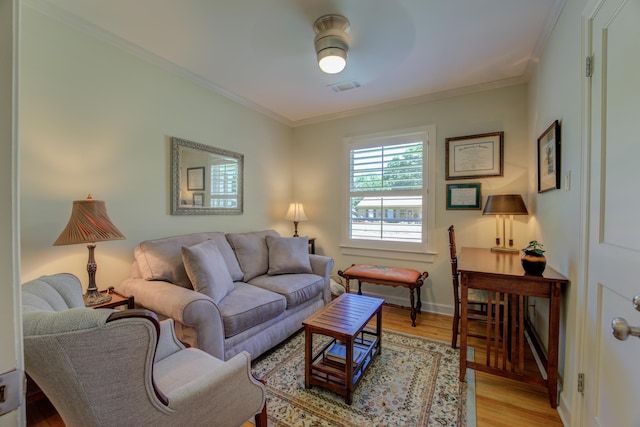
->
[446,183,482,210]
[445,132,504,180]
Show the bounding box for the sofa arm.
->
[309,254,334,304]
[118,278,227,360]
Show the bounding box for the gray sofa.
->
[118,230,333,361]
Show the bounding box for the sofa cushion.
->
[249,273,324,308]
[266,235,312,275]
[226,230,279,282]
[181,240,234,303]
[218,283,286,338]
[134,232,243,288]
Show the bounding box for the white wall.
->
[293,84,531,312]
[19,6,294,287]
[527,0,588,422]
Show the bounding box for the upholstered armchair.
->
[22,273,267,427]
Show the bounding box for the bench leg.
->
[410,288,417,327]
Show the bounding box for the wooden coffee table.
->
[303,293,383,404]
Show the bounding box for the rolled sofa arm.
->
[118,278,227,360]
[309,254,334,304]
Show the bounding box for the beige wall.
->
[527,0,588,421]
[293,84,531,311]
[19,7,294,286]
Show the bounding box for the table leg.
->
[305,328,312,389]
[547,283,561,408]
[459,276,469,382]
[345,336,354,404]
[357,280,363,295]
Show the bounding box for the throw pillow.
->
[226,230,280,281]
[266,235,312,275]
[181,240,235,303]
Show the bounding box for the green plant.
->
[523,240,545,255]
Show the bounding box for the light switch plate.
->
[0,369,24,416]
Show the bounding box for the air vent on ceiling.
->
[328,80,361,93]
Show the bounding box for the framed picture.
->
[537,120,561,193]
[445,132,504,180]
[187,166,205,191]
[192,192,204,207]
[446,183,482,210]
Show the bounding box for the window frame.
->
[340,125,436,262]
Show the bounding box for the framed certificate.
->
[187,166,205,191]
[445,132,504,180]
[446,183,482,210]
[537,120,561,193]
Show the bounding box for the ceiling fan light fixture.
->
[313,14,350,74]
[317,48,347,74]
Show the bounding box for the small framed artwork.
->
[446,183,482,210]
[187,166,205,191]
[446,132,504,180]
[192,192,204,207]
[537,120,561,193]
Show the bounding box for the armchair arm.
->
[118,278,227,359]
[309,254,334,303]
[155,319,186,362]
[164,351,266,424]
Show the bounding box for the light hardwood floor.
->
[27,305,564,426]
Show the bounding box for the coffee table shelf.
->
[303,293,384,404]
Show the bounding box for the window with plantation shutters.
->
[210,161,238,208]
[343,126,436,259]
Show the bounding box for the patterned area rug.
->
[252,329,476,426]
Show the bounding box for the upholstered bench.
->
[338,264,428,327]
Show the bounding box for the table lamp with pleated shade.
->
[53,195,125,306]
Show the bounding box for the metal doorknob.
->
[611,317,640,341]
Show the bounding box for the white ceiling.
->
[29,0,565,126]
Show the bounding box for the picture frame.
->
[192,192,204,207]
[537,120,561,193]
[187,166,205,191]
[445,132,504,180]
[446,183,482,210]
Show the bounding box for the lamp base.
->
[491,246,520,254]
[83,287,112,307]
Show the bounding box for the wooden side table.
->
[308,237,316,254]
[89,288,134,310]
[303,293,383,405]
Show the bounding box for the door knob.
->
[611,317,640,341]
[633,295,640,312]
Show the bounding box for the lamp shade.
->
[482,194,529,215]
[53,195,125,246]
[285,202,308,222]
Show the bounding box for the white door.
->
[0,0,24,424]
[584,0,640,425]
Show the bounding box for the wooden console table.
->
[457,247,569,408]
